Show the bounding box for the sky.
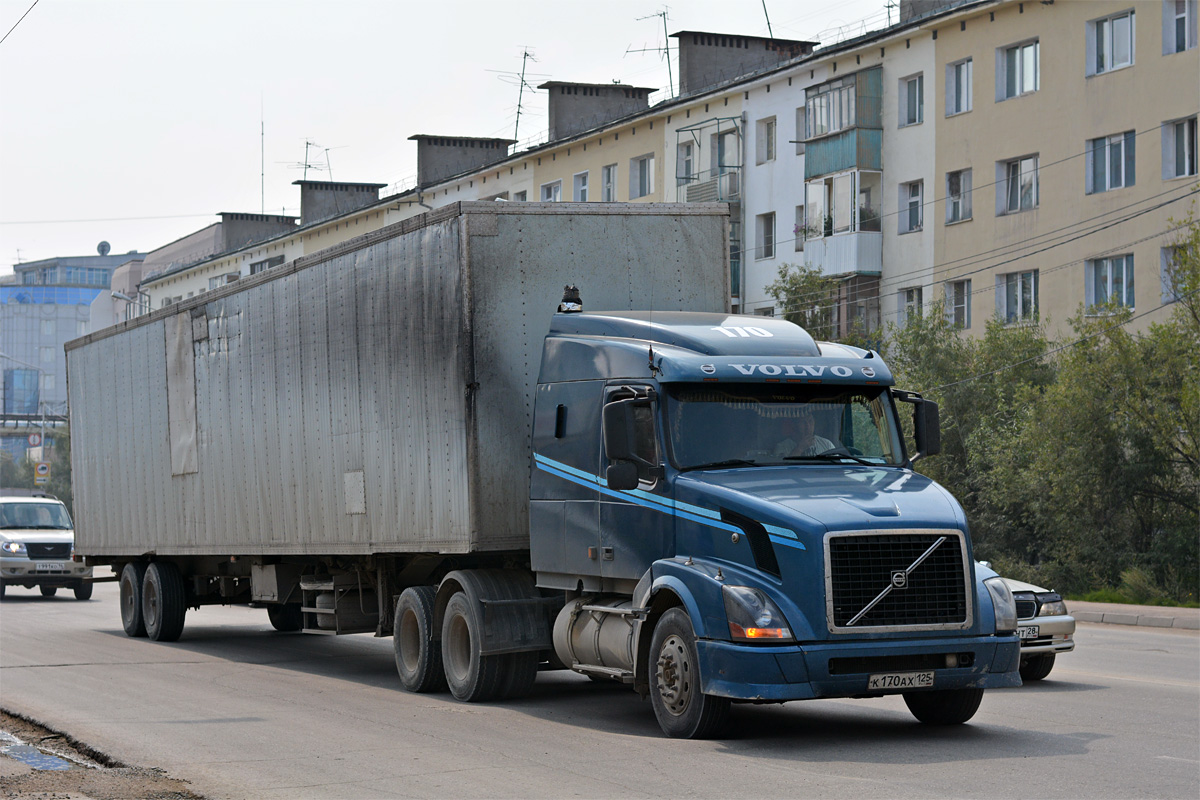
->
[0,0,891,274]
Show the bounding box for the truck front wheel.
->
[649,608,731,739]
[119,562,148,637]
[903,687,984,725]
[142,562,187,642]
[394,586,445,693]
[441,591,504,701]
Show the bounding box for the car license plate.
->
[867,671,934,690]
[34,562,58,572]
[1017,625,1040,640]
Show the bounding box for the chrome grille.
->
[26,543,70,558]
[827,531,969,630]
[1014,596,1037,620]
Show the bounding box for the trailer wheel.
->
[496,651,539,700]
[903,687,985,725]
[441,591,503,702]
[142,562,187,642]
[73,581,93,601]
[40,586,57,597]
[1019,653,1056,681]
[267,603,303,632]
[649,608,731,739]
[394,586,445,693]
[120,562,147,637]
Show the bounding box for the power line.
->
[0,0,38,46]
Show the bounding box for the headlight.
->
[722,585,793,641]
[1037,593,1068,616]
[984,577,1017,633]
[1,541,27,555]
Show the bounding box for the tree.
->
[765,263,840,340]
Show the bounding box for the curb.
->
[1071,604,1200,630]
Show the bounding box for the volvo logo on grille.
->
[891,570,908,589]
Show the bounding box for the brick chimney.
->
[671,31,817,95]
[218,212,298,252]
[292,180,387,226]
[408,135,516,187]
[537,82,655,140]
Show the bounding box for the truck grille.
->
[26,543,70,558]
[827,531,969,630]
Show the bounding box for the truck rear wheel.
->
[903,687,984,725]
[441,591,504,702]
[267,603,303,632]
[394,586,445,693]
[649,608,731,739]
[142,562,187,642]
[120,562,147,637]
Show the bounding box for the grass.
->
[1069,588,1199,608]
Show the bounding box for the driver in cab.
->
[774,409,836,458]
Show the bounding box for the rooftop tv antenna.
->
[629,8,673,96]
[761,1,774,38]
[488,49,543,143]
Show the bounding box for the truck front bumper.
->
[697,634,1022,702]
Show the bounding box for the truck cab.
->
[531,309,1021,737]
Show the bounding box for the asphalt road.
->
[2,580,1197,800]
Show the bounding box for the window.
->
[756,117,776,164]
[900,74,924,126]
[947,169,973,223]
[676,143,694,185]
[999,40,1039,99]
[898,287,923,326]
[249,255,284,275]
[999,270,1039,323]
[209,276,223,290]
[947,280,972,328]
[794,107,806,154]
[1089,9,1135,75]
[802,170,881,239]
[573,171,589,202]
[1000,155,1039,214]
[39,374,56,395]
[805,75,857,138]
[1087,132,1136,193]
[630,154,655,199]
[513,190,528,202]
[794,205,805,251]
[1164,0,1198,53]
[900,181,923,233]
[755,306,775,317]
[601,164,617,201]
[39,346,54,364]
[40,320,54,337]
[541,180,562,202]
[946,59,973,115]
[1164,116,1198,178]
[756,212,776,260]
[1087,254,1135,309]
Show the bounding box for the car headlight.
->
[1,541,27,555]
[984,576,1017,633]
[1037,593,1068,617]
[722,585,793,641]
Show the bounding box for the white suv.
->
[0,490,93,600]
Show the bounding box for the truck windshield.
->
[664,384,904,470]
[0,502,73,530]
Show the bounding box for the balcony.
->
[801,231,882,277]
[684,169,740,203]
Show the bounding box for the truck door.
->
[598,385,673,583]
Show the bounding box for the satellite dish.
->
[97,241,111,256]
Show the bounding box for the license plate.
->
[1017,625,1040,640]
[34,562,59,572]
[868,671,934,690]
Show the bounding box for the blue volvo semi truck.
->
[67,204,1019,739]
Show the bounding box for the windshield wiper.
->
[680,459,758,472]
[784,452,877,466]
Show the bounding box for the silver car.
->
[1003,577,1076,681]
[0,490,93,600]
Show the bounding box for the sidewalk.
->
[1069,600,1199,630]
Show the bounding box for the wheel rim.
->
[446,613,471,684]
[144,574,159,625]
[121,577,135,618]
[656,634,692,716]
[399,609,421,673]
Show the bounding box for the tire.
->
[119,562,147,637]
[1020,653,1056,682]
[903,688,985,725]
[0,583,5,599]
[496,651,539,700]
[394,586,446,693]
[73,581,93,601]
[40,585,57,597]
[267,603,303,632]
[142,561,187,642]
[648,607,731,739]
[440,591,504,702]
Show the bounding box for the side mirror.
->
[606,462,640,491]
[914,399,941,458]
